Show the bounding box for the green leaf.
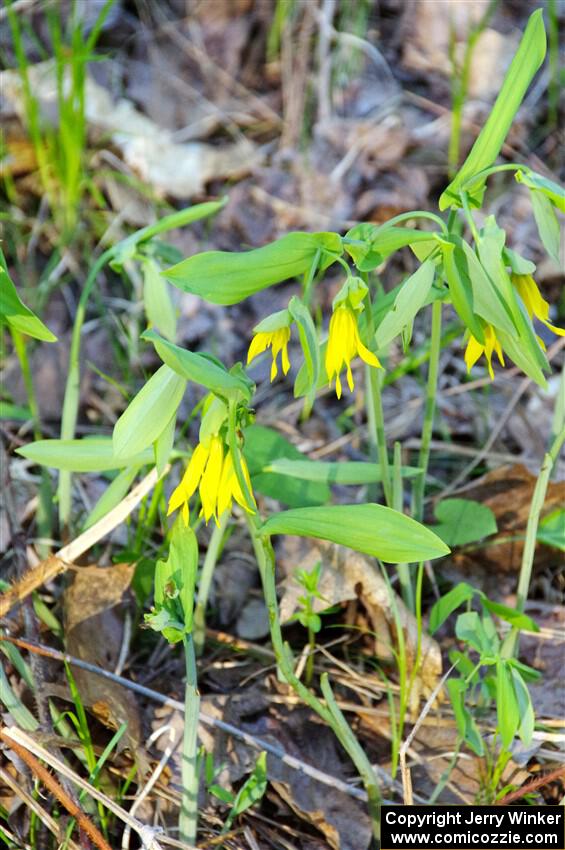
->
[109,199,227,272]
[447,678,484,756]
[113,364,186,459]
[530,189,561,265]
[244,425,330,508]
[455,611,491,656]
[230,752,268,820]
[503,247,536,276]
[0,401,32,420]
[143,258,177,341]
[344,224,436,271]
[266,457,421,485]
[16,437,153,471]
[288,295,320,409]
[511,668,534,745]
[142,329,253,402]
[154,412,176,477]
[537,507,565,551]
[496,660,519,748]
[432,498,497,547]
[481,599,539,632]
[375,259,435,348]
[515,170,565,214]
[0,665,39,731]
[439,9,547,210]
[83,465,141,529]
[458,239,517,337]
[439,238,485,342]
[429,582,476,634]
[261,504,450,563]
[0,249,57,342]
[163,232,342,305]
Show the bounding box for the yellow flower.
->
[247,327,291,381]
[464,324,505,380]
[167,435,255,526]
[512,274,565,338]
[325,305,381,398]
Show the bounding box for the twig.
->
[495,765,565,805]
[0,726,112,850]
[0,765,81,850]
[0,635,369,804]
[0,726,166,850]
[399,665,455,805]
[0,465,164,618]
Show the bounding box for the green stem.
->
[363,289,392,507]
[502,425,565,658]
[305,626,315,687]
[246,516,381,842]
[12,329,52,555]
[392,442,413,611]
[548,0,559,129]
[411,299,442,523]
[193,510,229,656]
[180,633,200,846]
[57,205,221,531]
[350,211,448,235]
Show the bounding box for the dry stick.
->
[438,337,565,501]
[0,726,165,850]
[0,636,370,805]
[0,765,81,850]
[0,727,112,850]
[495,765,565,805]
[399,665,455,806]
[0,465,163,619]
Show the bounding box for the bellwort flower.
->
[325,303,381,398]
[464,324,505,380]
[247,326,291,381]
[168,434,255,526]
[512,274,565,340]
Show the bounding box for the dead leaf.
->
[445,465,564,591]
[0,62,259,199]
[63,563,144,763]
[279,541,442,708]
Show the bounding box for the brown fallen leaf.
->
[445,464,564,593]
[63,563,144,765]
[279,541,442,710]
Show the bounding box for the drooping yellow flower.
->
[464,324,505,380]
[247,327,291,381]
[167,435,255,526]
[512,274,565,338]
[325,305,381,398]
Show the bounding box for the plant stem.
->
[180,633,200,846]
[392,442,413,611]
[305,626,315,687]
[363,288,392,507]
[246,516,381,842]
[503,425,565,658]
[193,511,229,656]
[411,300,442,523]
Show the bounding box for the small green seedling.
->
[290,561,340,686]
[206,751,268,833]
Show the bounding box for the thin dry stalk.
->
[0,465,164,618]
[0,727,112,850]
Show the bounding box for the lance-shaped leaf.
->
[439,237,485,342]
[143,258,177,341]
[109,199,227,271]
[530,190,561,266]
[288,295,320,408]
[17,438,153,471]
[163,232,343,305]
[142,329,254,401]
[260,503,450,563]
[375,259,435,348]
[458,239,517,337]
[439,9,546,210]
[113,364,186,458]
[0,250,57,342]
[345,224,436,271]
[515,169,565,214]
[266,457,421,485]
[496,660,520,748]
